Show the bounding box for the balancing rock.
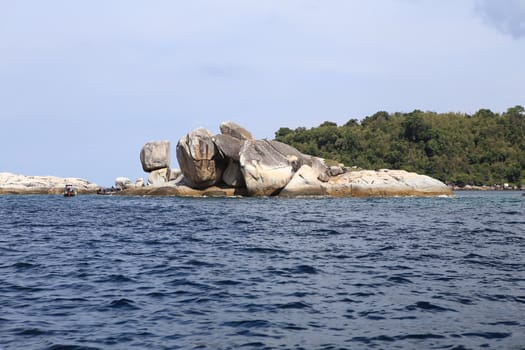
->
[140,141,170,172]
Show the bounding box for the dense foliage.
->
[274,106,525,186]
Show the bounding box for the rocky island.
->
[0,172,98,195]
[118,122,452,197]
[0,122,452,197]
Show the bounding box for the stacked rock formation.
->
[137,140,182,187]
[174,122,331,196]
[131,121,452,197]
[176,128,225,188]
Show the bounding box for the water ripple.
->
[1,192,524,349]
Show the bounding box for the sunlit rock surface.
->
[131,122,452,197]
[176,128,224,189]
[140,140,170,172]
[0,172,98,194]
[2,122,453,197]
[324,169,452,197]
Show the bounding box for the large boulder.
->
[147,168,170,186]
[279,165,325,197]
[264,140,329,177]
[324,169,453,197]
[176,128,224,189]
[329,165,344,177]
[115,177,133,190]
[169,168,182,182]
[222,159,245,187]
[212,134,243,161]
[239,140,304,196]
[140,141,170,172]
[220,121,255,141]
[312,157,330,182]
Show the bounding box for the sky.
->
[1,0,524,186]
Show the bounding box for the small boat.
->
[97,187,118,195]
[63,184,77,197]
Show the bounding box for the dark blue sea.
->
[1,192,524,350]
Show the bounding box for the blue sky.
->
[1,0,524,186]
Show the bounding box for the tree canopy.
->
[274,106,525,186]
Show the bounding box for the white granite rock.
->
[147,168,170,186]
[140,141,170,172]
[222,159,245,188]
[176,128,224,189]
[115,177,133,190]
[279,165,325,197]
[324,169,452,197]
[220,121,254,141]
[0,172,98,193]
[239,140,296,196]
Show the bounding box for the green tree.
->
[273,106,525,186]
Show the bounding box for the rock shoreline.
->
[452,185,523,191]
[116,121,452,197]
[0,172,99,195]
[115,168,452,198]
[1,122,455,197]
[130,121,452,197]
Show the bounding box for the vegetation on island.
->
[274,106,525,187]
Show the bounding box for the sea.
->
[0,191,524,350]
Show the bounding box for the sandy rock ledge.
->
[0,172,98,194]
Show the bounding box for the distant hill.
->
[274,106,525,187]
